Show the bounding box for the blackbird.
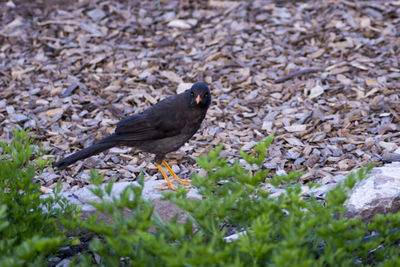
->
[55,82,211,190]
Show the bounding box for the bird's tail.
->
[54,136,118,169]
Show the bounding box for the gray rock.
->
[42,180,201,223]
[345,162,400,221]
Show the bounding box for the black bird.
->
[55,82,211,190]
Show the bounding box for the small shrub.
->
[0,129,79,266]
[74,135,400,266]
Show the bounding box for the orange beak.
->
[195,94,201,104]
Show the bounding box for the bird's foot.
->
[155,163,177,190]
[162,160,191,186]
[154,161,192,191]
[156,181,191,190]
[155,183,177,191]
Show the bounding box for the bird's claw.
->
[171,178,191,186]
[156,181,191,190]
[155,184,177,191]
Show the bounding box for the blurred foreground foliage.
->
[1,130,400,266]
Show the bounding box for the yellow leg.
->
[162,160,191,186]
[155,164,177,191]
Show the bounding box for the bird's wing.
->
[114,99,186,141]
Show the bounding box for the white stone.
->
[42,180,201,214]
[345,162,400,220]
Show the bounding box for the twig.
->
[37,20,79,26]
[226,53,260,74]
[274,67,325,83]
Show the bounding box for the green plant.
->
[2,129,400,266]
[73,135,400,266]
[0,128,79,266]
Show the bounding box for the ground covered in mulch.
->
[1,0,399,193]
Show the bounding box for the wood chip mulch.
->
[1,0,399,192]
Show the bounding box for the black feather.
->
[54,82,211,168]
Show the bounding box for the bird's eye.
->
[204,93,209,97]
[190,91,194,96]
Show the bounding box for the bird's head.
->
[188,82,211,108]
